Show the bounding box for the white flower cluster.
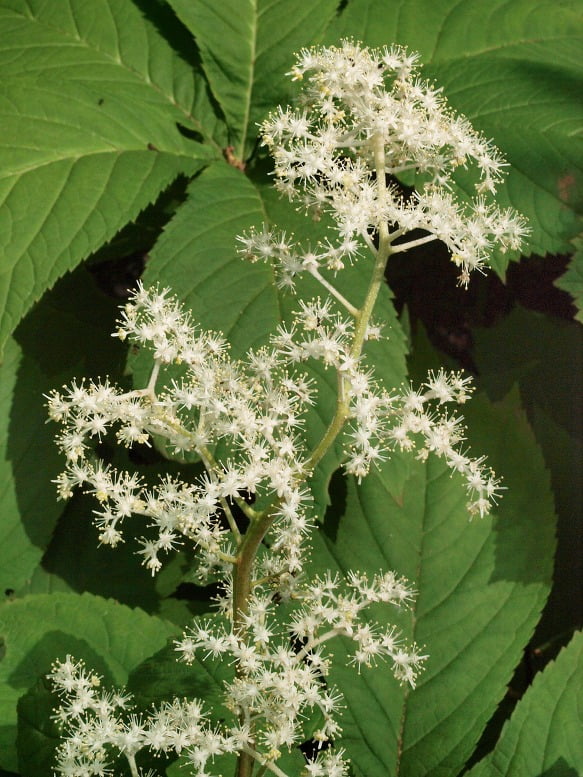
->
[47,283,319,580]
[275,301,500,515]
[46,284,493,775]
[388,369,501,518]
[48,655,234,777]
[177,571,425,761]
[48,571,424,777]
[244,40,528,286]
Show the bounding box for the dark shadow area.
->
[537,758,581,777]
[4,270,125,596]
[176,122,204,144]
[131,0,204,74]
[319,469,348,544]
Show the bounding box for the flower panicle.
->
[46,41,517,777]
[255,39,528,287]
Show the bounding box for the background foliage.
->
[0,1,581,775]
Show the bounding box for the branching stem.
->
[233,133,394,777]
[308,267,359,316]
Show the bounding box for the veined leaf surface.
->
[0,0,223,353]
[165,0,339,159]
[466,630,583,777]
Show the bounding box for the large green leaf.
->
[0,0,225,143]
[472,305,583,647]
[138,160,408,513]
[0,592,177,772]
[0,269,125,595]
[328,0,582,69]
[308,389,555,777]
[165,0,339,160]
[466,630,583,777]
[325,0,583,266]
[0,0,223,353]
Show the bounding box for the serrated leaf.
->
[138,161,408,513]
[0,0,224,353]
[325,0,583,267]
[466,630,583,777]
[555,234,583,323]
[166,0,339,159]
[308,389,555,777]
[0,0,225,143]
[0,592,177,772]
[0,268,125,595]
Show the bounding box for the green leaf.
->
[143,162,274,355]
[308,389,555,777]
[0,592,177,772]
[127,641,233,718]
[328,0,583,70]
[15,492,175,612]
[16,677,59,777]
[326,0,583,267]
[0,268,125,595]
[0,0,224,353]
[0,0,225,142]
[473,305,583,647]
[0,338,58,596]
[466,630,583,777]
[555,234,583,323]
[424,57,583,267]
[138,161,408,513]
[165,0,339,159]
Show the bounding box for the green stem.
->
[236,750,255,777]
[307,133,393,473]
[197,444,242,542]
[233,511,277,777]
[241,748,292,777]
[233,513,275,628]
[306,370,350,472]
[233,132,393,777]
[125,754,140,777]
